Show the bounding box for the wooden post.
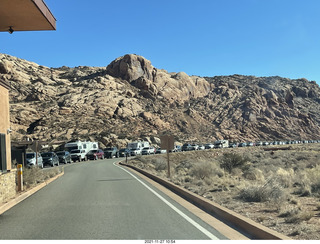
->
[167,149,170,178]
[160,135,174,178]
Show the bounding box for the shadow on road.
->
[96,178,134,182]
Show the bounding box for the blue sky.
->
[2,0,320,83]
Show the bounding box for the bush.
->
[243,167,265,181]
[285,211,314,224]
[239,177,287,203]
[152,158,167,171]
[220,153,249,174]
[294,165,320,196]
[275,168,293,188]
[191,161,214,180]
[135,155,149,164]
[23,167,61,188]
[308,165,320,196]
[278,206,300,218]
[191,161,223,180]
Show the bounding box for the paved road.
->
[0,158,227,240]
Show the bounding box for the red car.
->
[86,149,104,160]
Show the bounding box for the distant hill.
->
[1,53,320,148]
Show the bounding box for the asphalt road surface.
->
[0,158,227,240]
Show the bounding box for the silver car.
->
[26,152,43,168]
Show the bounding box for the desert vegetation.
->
[22,167,63,190]
[129,143,320,240]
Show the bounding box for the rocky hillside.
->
[1,53,320,148]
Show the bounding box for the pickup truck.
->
[70,149,87,162]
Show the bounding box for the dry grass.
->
[23,167,63,189]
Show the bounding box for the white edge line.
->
[113,162,220,240]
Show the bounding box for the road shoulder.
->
[117,162,249,240]
[0,171,64,215]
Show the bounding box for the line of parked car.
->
[26,139,320,169]
[25,147,134,169]
[180,140,320,151]
[228,140,320,148]
[26,151,73,168]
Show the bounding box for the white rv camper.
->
[65,141,98,162]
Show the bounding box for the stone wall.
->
[0,170,16,203]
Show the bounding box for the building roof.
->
[0,0,56,32]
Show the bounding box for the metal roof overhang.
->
[0,0,56,32]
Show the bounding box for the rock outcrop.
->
[2,53,320,148]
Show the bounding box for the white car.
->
[198,145,205,150]
[156,148,167,154]
[141,147,155,155]
[204,143,214,149]
[130,148,142,156]
[26,152,43,168]
[191,144,199,150]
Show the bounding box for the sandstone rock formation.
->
[1,53,320,148]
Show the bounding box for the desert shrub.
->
[23,167,61,188]
[311,181,320,196]
[175,159,193,172]
[275,168,293,188]
[220,153,249,174]
[294,165,320,196]
[278,206,300,218]
[191,161,214,180]
[135,155,149,164]
[307,165,320,196]
[191,161,223,180]
[184,176,192,183]
[243,167,265,181]
[23,167,45,187]
[151,157,167,171]
[293,171,312,196]
[239,177,287,203]
[296,154,309,161]
[285,211,314,224]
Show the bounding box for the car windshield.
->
[26,153,35,159]
[90,150,98,153]
[71,150,80,153]
[56,152,65,156]
[42,153,52,157]
[66,146,78,151]
[104,148,112,150]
